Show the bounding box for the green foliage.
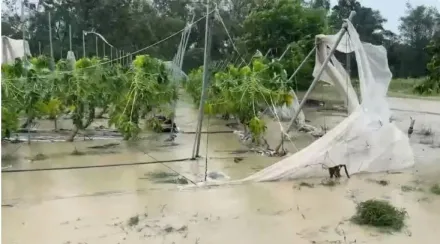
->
[186,57,292,144]
[414,39,440,95]
[1,54,176,141]
[109,55,176,140]
[352,199,407,231]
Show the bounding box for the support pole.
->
[69,25,72,51]
[275,11,356,153]
[21,0,26,65]
[95,36,98,57]
[82,31,86,58]
[38,42,41,55]
[191,1,212,159]
[48,12,54,70]
[110,46,113,63]
[103,43,105,58]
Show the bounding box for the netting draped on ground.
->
[239,20,414,182]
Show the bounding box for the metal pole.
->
[276,11,356,152]
[69,25,72,51]
[82,31,86,58]
[48,12,54,70]
[103,43,105,58]
[95,36,98,57]
[38,42,41,55]
[21,0,26,64]
[192,1,212,159]
[110,46,113,63]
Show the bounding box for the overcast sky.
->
[329,0,440,33]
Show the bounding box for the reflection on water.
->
[2,97,440,244]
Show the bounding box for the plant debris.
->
[351,199,407,231]
[88,143,119,149]
[30,153,48,161]
[127,215,139,227]
[298,182,314,188]
[430,184,440,195]
[321,179,339,187]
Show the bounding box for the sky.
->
[4,0,440,34]
[329,0,440,33]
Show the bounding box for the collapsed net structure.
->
[239,20,414,182]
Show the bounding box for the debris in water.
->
[145,171,179,179]
[233,157,244,163]
[430,184,440,195]
[127,215,139,226]
[321,179,339,187]
[88,143,119,149]
[401,185,415,192]
[351,199,407,231]
[298,182,314,188]
[366,179,389,186]
[30,153,48,161]
[418,126,434,136]
[71,148,85,156]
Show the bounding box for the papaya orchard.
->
[1,55,176,141]
[185,57,294,145]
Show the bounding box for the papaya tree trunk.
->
[53,117,58,131]
[67,126,79,142]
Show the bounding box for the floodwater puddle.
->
[2,97,440,244]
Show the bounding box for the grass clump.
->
[430,184,440,195]
[351,199,407,231]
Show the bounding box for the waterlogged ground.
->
[2,94,440,244]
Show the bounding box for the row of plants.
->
[185,57,293,145]
[1,55,177,141]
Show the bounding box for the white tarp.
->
[1,36,31,64]
[240,20,414,182]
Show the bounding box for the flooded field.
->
[2,94,440,244]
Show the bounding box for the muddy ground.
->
[2,92,440,244]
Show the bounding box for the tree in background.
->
[1,0,439,94]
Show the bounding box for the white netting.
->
[1,36,31,64]
[66,51,76,70]
[240,20,414,182]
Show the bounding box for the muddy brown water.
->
[2,96,440,244]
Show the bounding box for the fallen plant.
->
[351,199,407,231]
[298,182,314,188]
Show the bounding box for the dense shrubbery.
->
[1,55,176,141]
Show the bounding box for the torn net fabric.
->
[239,20,414,182]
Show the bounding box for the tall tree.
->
[398,3,439,77]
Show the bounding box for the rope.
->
[1,157,192,173]
[214,7,247,66]
[1,9,215,82]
